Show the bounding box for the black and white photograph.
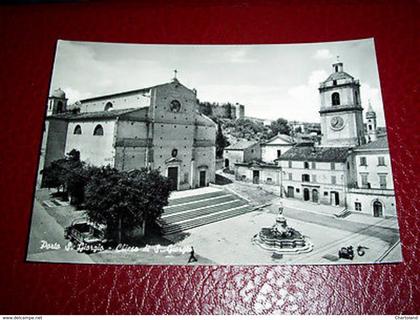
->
[26,38,402,265]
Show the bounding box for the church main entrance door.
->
[168,167,178,191]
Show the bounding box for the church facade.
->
[40,79,217,191]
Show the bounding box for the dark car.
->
[64,218,108,253]
[338,246,355,260]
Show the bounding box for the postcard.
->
[26,38,402,265]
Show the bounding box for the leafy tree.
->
[84,166,172,242]
[215,122,229,158]
[270,118,291,136]
[41,149,86,204]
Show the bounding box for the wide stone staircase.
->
[160,190,254,234]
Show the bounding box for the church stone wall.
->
[147,82,216,190]
[65,120,116,167]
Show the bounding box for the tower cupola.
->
[47,88,68,116]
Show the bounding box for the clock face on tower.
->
[330,116,345,130]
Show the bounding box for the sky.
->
[50,38,386,126]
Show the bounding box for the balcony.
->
[347,187,395,196]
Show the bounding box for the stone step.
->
[163,194,235,215]
[162,205,253,234]
[163,199,247,224]
[168,191,227,206]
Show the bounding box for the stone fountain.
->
[252,203,313,254]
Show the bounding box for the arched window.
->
[93,124,104,136]
[104,102,113,111]
[355,91,359,104]
[73,125,82,135]
[304,161,309,169]
[332,92,340,106]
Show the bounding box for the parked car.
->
[338,246,354,260]
[64,218,108,253]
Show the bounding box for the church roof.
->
[278,146,350,163]
[261,134,295,145]
[78,80,190,103]
[355,137,389,151]
[225,140,259,150]
[47,108,142,121]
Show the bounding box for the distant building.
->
[223,140,261,169]
[260,134,295,163]
[40,78,217,191]
[232,134,294,187]
[235,161,281,185]
[244,116,271,126]
[198,102,244,120]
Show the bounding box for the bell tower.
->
[366,101,377,142]
[47,88,68,116]
[319,61,365,147]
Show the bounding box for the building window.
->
[379,174,387,189]
[333,80,337,86]
[360,157,367,166]
[302,174,310,182]
[311,162,316,169]
[288,160,292,168]
[73,125,82,135]
[331,175,337,184]
[304,161,309,169]
[324,191,328,196]
[288,173,292,181]
[104,102,113,111]
[277,150,281,158]
[331,162,335,170]
[266,177,272,183]
[296,188,300,193]
[93,124,104,136]
[332,92,340,106]
[311,174,317,182]
[355,202,362,211]
[378,156,386,166]
[361,174,369,188]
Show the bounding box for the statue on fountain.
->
[252,201,313,254]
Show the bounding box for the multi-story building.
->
[346,137,396,217]
[278,147,350,205]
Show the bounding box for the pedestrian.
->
[188,246,198,263]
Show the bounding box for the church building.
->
[40,78,217,191]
